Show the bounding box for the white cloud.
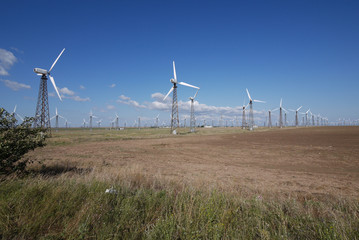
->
[0,49,17,76]
[109,83,116,88]
[49,92,55,97]
[80,85,85,90]
[119,95,131,100]
[117,95,146,108]
[50,86,90,101]
[1,79,30,91]
[116,92,266,121]
[59,95,90,102]
[107,105,115,110]
[59,87,75,96]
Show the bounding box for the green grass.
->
[1,177,358,239]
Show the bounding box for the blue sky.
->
[1,0,359,127]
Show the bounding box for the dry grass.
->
[2,126,359,239]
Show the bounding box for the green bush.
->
[0,108,47,175]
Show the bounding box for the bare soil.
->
[29,127,359,198]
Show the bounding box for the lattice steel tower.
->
[33,48,65,129]
[189,89,199,132]
[190,97,195,132]
[34,75,51,129]
[170,84,179,134]
[163,61,199,135]
[242,105,247,129]
[268,110,272,128]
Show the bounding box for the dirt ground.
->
[29,127,359,198]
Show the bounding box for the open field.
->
[29,126,359,198]
[2,126,359,239]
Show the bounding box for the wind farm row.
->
[10,48,358,133]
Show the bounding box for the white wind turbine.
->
[189,89,199,132]
[11,105,24,121]
[275,98,287,128]
[246,88,265,130]
[83,118,87,128]
[305,109,310,127]
[89,110,98,130]
[33,48,64,129]
[267,107,278,128]
[163,61,199,134]
[112,113,119,129]
[241,101,248,129]
[288,106,302,127]
[155,114,160,128]
[50,108,65,132]
[97,119,102,128]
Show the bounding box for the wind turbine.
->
[163,61,199,134]
[83,118,87,128]
[112,113,119,130]
[267,108,276,128]
[246,88,265,130]
[289,106,302,127]
[33,48,65,129]
[11,105,24,121]
[241,101,248,129]
[305,109,310,127]
[97,119,102,128]
[89,110,97,130]
[50,108,65,132]
[155,114,160,128]
[189,89,199,132]
[277,98,288,128]
[115,113,119,129]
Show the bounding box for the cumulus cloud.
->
[69,96,90,102]
[1,79,30,91]
[0,49,17,76]
[117,95,146,108]
[59,87,75,96]
[109,83,116,88]
[80,85,85,90]
[116,92,266,122]
[50,86,90,101]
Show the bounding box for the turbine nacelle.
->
[170,78,176,84]
[33,68,48,75]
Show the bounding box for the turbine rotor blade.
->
[13,105,17,113]
[163,87,174,100]
[272,108,279,112]
[193,89,199,99]
[280,98,282,108]
[246,88,252,101]
[49,48,65,73]
[16,113,24,121]
[178,82,199,89]
[49,75,62,101]
[297,106,302,111]
[173,61,177,82]
[253,99,265,103]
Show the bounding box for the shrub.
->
[0,108,47,175]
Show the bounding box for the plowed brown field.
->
[30,127,359,198]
